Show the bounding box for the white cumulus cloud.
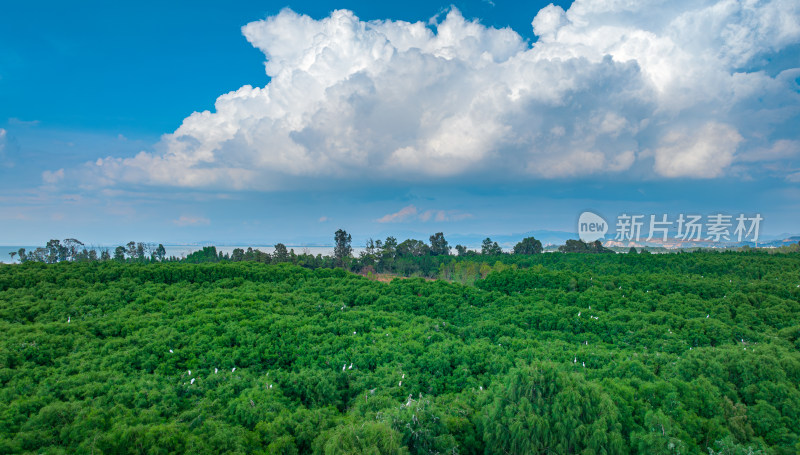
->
[653,122,743,178]
[87,0,800,188]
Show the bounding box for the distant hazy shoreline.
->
[0,245,362,264]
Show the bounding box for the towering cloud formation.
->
[90,0,800,189]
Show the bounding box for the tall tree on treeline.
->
[136,242,146,261]
[334,229,352,267]
[125,241,137,259]
[377,237,397,272]
[455,244,469,256]
[114,246,126,261]
[481,237,502,255]
[230,248,245,262]
[360,238,378,269]
[273,243,289,262]
[365,238,376,255]
[46,239,66,263]
[429,232,450,256]
[154,244,167,261]
[380,237,397,259]
[513,237,543,255]
[63,238,84,261]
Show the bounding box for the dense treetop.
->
[1,251,799,453]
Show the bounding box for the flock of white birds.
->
[63,276,789,389]
[166,345,410,392]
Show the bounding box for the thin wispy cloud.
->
[172,215,211,226]
[420,210,473,222]
[377,205,472,223]
[8,118,40,126]
[42,168,64,184]
[377,205,419,223]
[0,129,6,164]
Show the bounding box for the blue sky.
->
[1,0,799,248]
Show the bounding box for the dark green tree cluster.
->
[513,236,543,255]
[558,239,613,253]
[1,251,799,453]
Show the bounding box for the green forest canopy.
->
[1,251,799,454]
